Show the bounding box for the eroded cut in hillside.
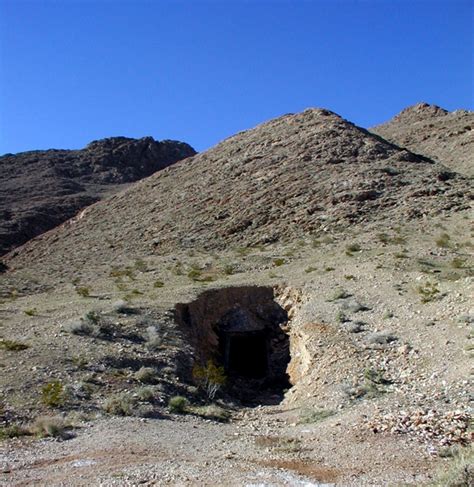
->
[175,286,291,405]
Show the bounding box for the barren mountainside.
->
[6,108,471,280]
[1,106,473,486]
[371,102,474,176]
[0,136,196,255]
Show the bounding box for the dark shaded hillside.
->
[0,137,196,255]
[6,108,471,281]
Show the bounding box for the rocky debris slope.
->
[5,108,471,280]
[371,102,474,176]
[0,137,196,255]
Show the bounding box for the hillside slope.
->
[5,108,470,281]
[0,137,196,255]
[371,102,474,176]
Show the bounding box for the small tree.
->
[192,360,226,401]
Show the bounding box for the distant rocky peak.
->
[393,102,448,122]
[85,136,155,151]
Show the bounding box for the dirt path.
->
[0,405,438,487]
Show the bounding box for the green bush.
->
[41,381,66,408]
[192,360,226,400]
[168,396,189,414]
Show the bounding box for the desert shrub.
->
[0,424,30,440]
[24,308,37,316]
[153,280,164,288]
[110,266,135,280]
[298,408,334,424]
[416,281,441,303]
[134,259,147,272]
[345,243,361,255]
[329,288,350,301]
[66,319,94,336]
[103,393,135,416]
[112,299,134,314]
[145,326,162,351]
[273,258,285,267]
[451,257,467,269]
[188,268,202,280]
[223,264,236,275]
[336,310,348,323]
[30,416,69,438]
[435,233,451,248]
[304,266,317,273]
[134,367,158,384]
[75,286,91,298]
[136,387,154,402]
[168,396,189,414]
[192,360,226,400]
[0,338,29,351]
[41,381,66,407]
[429,445,473,487]
[191,404,230,422]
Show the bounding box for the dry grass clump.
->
[0,424,30,440]
[0,338,29,351]
[145,326,162,351]
[30,416,70,438]
[103,393,136,416]
[134,367,158,384]
[190,404,230,422]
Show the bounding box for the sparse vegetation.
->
[75,286,91,298]
[273,258,286,267]
[190,404,230,422]
[0,424,31,440]
[153,279,164,288]
[345,243,361,255]
[136,387,155,403]
[134,367,158,384]
[450,257,467,269]
[329,288,350,301]
[416,281,441,303]
[223,264,236,275]
[24,308,37,316]
[298,408,335,424]
[30,416,69,439]
[41,381,66,408]
[193,360,226,400]
[435,233,451,248]
[103,393,135,416]
[304,266,317,273]
[0,338,29,351]
[145,325,162,351]
[428,445,473,487]
[168,395,189,414]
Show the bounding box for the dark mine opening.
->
[223,331,268,378]
[175,286,292,406]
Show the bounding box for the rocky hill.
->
[1,107,472,486]
[0,137,196,255]
[5,108,470,280]
[371,102,474,176]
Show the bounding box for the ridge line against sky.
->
[0,0,472,154]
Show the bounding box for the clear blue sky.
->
[0,0,472,154]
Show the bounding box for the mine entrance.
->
[175,286,291,406]
[223,330,268,378]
